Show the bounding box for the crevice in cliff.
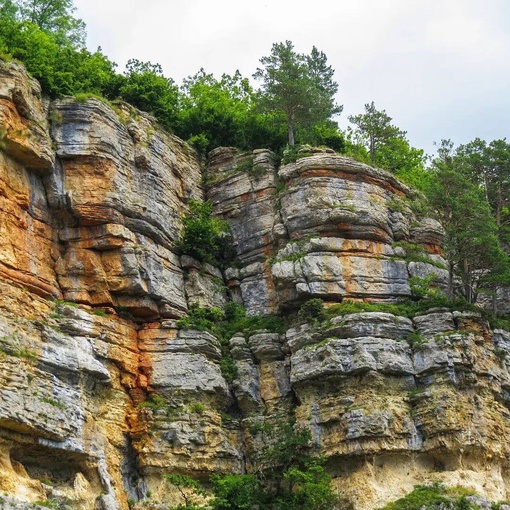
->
[121,433,146,502]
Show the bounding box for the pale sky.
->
[74,0,510,155]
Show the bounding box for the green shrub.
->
[280,460,339,510]
[211,473,263,510]
[298,298,326,324]
[234,155,254,173]
[404,332,425,349]
[379,483,477,510]
[187,133,209,155]
[189,402,205,415]
[177,200,233,267]
[138,394,167,412]
[165,474,205,509]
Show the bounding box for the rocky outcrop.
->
[271,154,447,307]
[0,61,233,510]
[1,59,510,510]
[208,147,448,314]
[207,148,280,316]
[50,97,204,318]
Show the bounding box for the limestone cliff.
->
[1,59,510,510]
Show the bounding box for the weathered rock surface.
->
[1,61,510,510]
[207,148,279,315]
[271,155,447,306]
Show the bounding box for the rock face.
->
[1,60,510,510]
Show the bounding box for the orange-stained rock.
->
[0,152,60,298]
[0,61,54,171]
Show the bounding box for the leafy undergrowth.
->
[378,483,477,510]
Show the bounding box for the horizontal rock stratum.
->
[1,60,510,509]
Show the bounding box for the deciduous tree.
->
[7,0,85,46]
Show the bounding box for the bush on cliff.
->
[177,200,233,267]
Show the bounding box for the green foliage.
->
[279,144,318,164]
[177,200,232,266]
[324,295,479,321]
[41,396,66,409]
[298,298,326,324]
[409,275,440,300]
[178,302,286,340]
[177,69,286,154]
[0,14,117,98]
[210,474,263,510]
[254,41,341,146]
[392,241,446,269]
[348,101,407,164]
[298,121,345,152]
[176,302,224,332]
[427,139,510,303]
[404,331,425,349]
[279,460,338,510]
[187,133,209,155]
[165,473,206,509]
[347,102,428,188]
[138,394,167,412]
[378,483,476,510]
[206,419,337,510]
[33,497,70,510]
[257,421,312,472]
[10,0,86,46]
[117,59,180,131]
[233,155,254,173]
[188,402,205,415]
[53,298,77,307]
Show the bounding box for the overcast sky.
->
[73,0,510,156]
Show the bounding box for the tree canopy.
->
[2,0,85,45]
[426,140,510,305]
[348,101,408,164]
[253,41,342,145]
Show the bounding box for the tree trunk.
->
[463,258,473,303]
[288,122,295,146]
[369,135,376,164]
[447,260,455,299]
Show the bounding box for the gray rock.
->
[248,333,283,361]
[328,312,414,340]
[291,336,414,384]
[413,312,455,338]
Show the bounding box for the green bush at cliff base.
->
[167,420,338,510]
[378,483,477,510]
